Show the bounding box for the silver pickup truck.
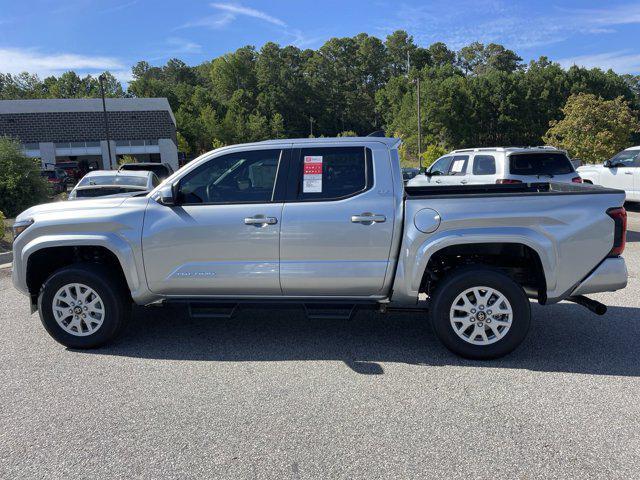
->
[11,137,629,359]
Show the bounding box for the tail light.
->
[607,207,627,256]
[572,176,583,183]
[496,179,522,184]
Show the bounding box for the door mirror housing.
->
[604,160,612,168]
[157,184,177,206]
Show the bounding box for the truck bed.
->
[405,182,622,199]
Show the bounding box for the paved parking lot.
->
[1,208,639,479]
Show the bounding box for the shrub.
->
[421,144,448,168]
[0,137,51,217]
[117,155,136,166]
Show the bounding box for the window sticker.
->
[451,159,465,173]
[303,156,323,192]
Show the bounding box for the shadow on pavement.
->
[79,301,640,377]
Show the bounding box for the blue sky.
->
[0,0,639,83]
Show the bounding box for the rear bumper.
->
[571,257,628,296]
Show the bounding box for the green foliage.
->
[337,130,358,137]
[2,32,639,159]
[117,155,136,166]
[176,131,191,154]
[0,137,51,217]
[0,210,5,241]
[543,93,640,164]
[422,144,448,167]
[0,71,123,100]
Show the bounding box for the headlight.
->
[12,219,34,240]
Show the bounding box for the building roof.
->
[0,98,175,125]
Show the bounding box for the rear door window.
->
[292,147,372,201]
[508,153,574,176]
[473,155,496,175]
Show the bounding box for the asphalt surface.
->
[1,207,640,479]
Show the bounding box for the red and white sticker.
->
[303,156,323,192]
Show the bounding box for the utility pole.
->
[98,74,113,169]
[416,76,422,168]
[309,115,315,137]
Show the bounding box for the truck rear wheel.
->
[38,263,130,349]
[429,267,530,359]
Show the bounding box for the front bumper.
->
[571,257,628,296]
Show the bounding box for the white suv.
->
[577,146,640,202]
[408,146,582,187]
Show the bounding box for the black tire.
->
[429,267,531,360]
[38,263,130,349]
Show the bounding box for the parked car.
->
[12,137,628,359]
[56,159,101,185]
[401,167,420,183]
[408,146,583,187]
[577,146,640,202]
[118,162,174,180]
[68,170,160,200]
[40,169,68,194]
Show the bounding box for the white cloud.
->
[209,2,286,26]
[0,47,125,78]
[380,1,640,51]
[99,0,139,14]
[557,51,640,75]
[180,2,286,30]
[166,37,203,55]
[179,13,235,30]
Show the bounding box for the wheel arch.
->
[390,228,556,305]
[21,235,141,302]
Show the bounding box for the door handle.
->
[434,179,442,183]
[460,179,468,184]
[351,213,386,224]
[244,215,277,225]
[625,171,633,175]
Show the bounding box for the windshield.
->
[609,150,640,166]
[509,153,574,176]
[74,187,141,198]
[78,175,148,187]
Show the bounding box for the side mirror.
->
[424,170,433,177]
[604,160,612,168]
[157,184,176,206]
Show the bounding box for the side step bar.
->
[188,302,239,319]
[169,300,383,320]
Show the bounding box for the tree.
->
[0,137,51,217]
[117,155,136,166]
[543,93,640,163]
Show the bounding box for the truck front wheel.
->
[38,263,130,349]
[429,267,531,359]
